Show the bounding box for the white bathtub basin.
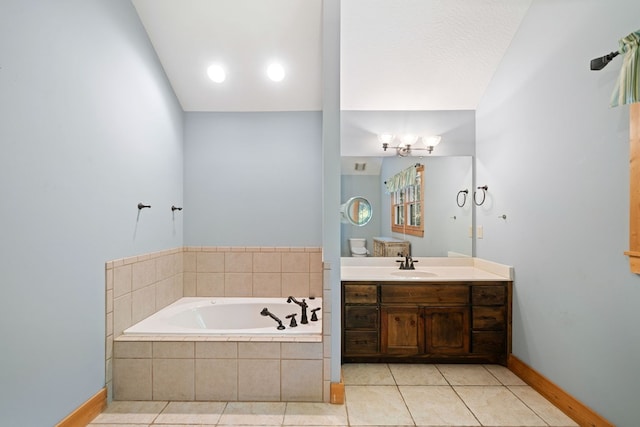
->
[123,297,322,336]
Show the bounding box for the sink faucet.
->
[287,296,308,324]
[396,253,418,270]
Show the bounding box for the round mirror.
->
[340,196,372,226]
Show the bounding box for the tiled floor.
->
[89,363,579,426]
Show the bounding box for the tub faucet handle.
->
[285,313,298,327]
[310,307,321,322]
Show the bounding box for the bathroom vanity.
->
[341,257,512,365]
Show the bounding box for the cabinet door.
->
[424,307,470,354]
[381,306,422,355]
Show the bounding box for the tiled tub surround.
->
[105,246,329,403]
[113,341,324,402]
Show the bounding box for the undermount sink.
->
[390,270,437,278]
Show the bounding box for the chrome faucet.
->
[396,253,418,270]
[286,296,308,324]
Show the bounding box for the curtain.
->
[385,165,418,193]
[611,30,640,107]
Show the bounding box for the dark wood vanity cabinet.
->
[342,281,511,365]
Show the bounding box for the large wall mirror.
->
[341,155,473,258]
[340,110,476,258]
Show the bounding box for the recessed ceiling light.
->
[267,62,285,82]
[206,64,226,83]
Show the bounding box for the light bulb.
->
[426,135,442,147]
[206,64,226,83]
[267,63,285,82]
[401,134,417,146]
[378,134,395,144]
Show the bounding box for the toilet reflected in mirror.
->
[348,238,369,257]
[340,196,372,226]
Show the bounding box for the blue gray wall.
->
[476,0,640,425]
[0,1,184,425]
[3,1,639,425]
[183,112,322,246]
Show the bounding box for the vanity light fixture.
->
[380,134,442,156]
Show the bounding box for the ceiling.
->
[132,0,532,113]
[132,0,532,172]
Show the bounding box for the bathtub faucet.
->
[260,307,285,330]
[286,296,308,324]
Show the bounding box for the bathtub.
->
[123,297,323,336]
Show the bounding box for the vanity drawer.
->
[344,284,378,304]
[381,284,469,305]
[345,306,378,329]
[344,331,378,354]
[472,285,506,305]
[471,331,505,354]
[472,306,505,330]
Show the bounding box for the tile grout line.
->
[436,364,483,427]
[484,364,552,427]
[150,401,169,425]
[392,369,418,427]
[387,363,419,427]
[502,385,552,427]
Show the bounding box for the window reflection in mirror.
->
[390,164,424,237]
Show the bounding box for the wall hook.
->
[498,214,507,220]
[474,185,488,206]
[171,205,183,212]
[138,203,151,210]
[456,189,468,207]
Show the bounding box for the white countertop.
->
[340,257,512,282]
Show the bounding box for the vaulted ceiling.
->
[132,0,532,112]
